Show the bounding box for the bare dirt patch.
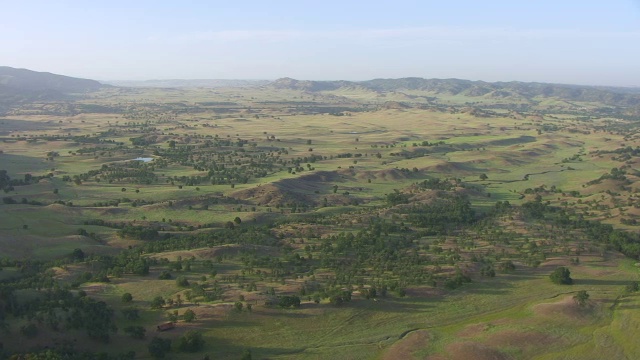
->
[405,287,445,298]
[432,341,512,360]
[356,168,412,181]
[231,183,313,206]
[456,319,512,338]
[538,257,571,270]
[382,330,431,360]
[485,329,558,349]
[424,161,478,175]
[148,244,280,261]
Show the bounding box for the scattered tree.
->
[121,308,140,321]
[176,276,190,287]
[278,295,301,308]
[573,290,589,307]
[177,330,205,352]
[124,325,146,339]
[549,267,573,285]
[121,293,133,303]
[20,323,38,338]
[625,281,639,294]
[151,296,166,309]
[241,349,253,360]
[234,301,244,312]
[148,337,172,358]
[183,309,196,322]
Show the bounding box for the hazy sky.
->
[2,0,640,85]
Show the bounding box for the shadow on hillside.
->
[351,296,436,313]
[500,273,543,280]
[460,279,514,295]
[208,336,307,359]
[584,262,619,268]
[374,301,434,313]
[271,311,314,319]
[573,279,633,286]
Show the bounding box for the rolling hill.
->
[0,66,107,114]
[0,66,104,92]
[269,77,640,108]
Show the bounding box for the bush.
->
[121,293,133,303]
[20,323,38,338]
[2,197,17,204]
[148,337,171,358]
[328,291,352,306]
[549,266,573,285]
[241,349,252,360]
[124,325,146,339]
[150,296,166,309]
[625,281,639,294]
[177,330,205,352]
[183,309,196,322]
[499,260,516,273]
[444,272,472,290]
[278,295,301,308]
[121,308,140,320]
[573,290,589,307]
[176,276,190,287]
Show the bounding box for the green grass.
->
[53,253,637,360]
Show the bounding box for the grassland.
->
[2,83,640,359]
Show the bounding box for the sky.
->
[2,0,640,86]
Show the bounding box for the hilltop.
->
[0,66,107,114]
[0,66,104,92]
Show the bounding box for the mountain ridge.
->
[2,65,639,110]
[0,66,105,92]
[104,79,270,88]
[269,77,640,107]
[0,66,107,114]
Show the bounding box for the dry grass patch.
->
[434,341,512,360]
[382,330,431,360]
[532,295,596,322]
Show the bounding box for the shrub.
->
[177,330,205,352]
[124,325,146,339]
[176,276,189,287]
[148,337,171,358]
[573,290,589,307]
[549,266,573,285]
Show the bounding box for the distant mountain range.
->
[270,77,640,107]
[104,79,270,88]
[1,66,639,113]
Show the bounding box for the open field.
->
[2,82,640,359]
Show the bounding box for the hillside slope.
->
[0,66,107,114]
[0,66,104,92]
